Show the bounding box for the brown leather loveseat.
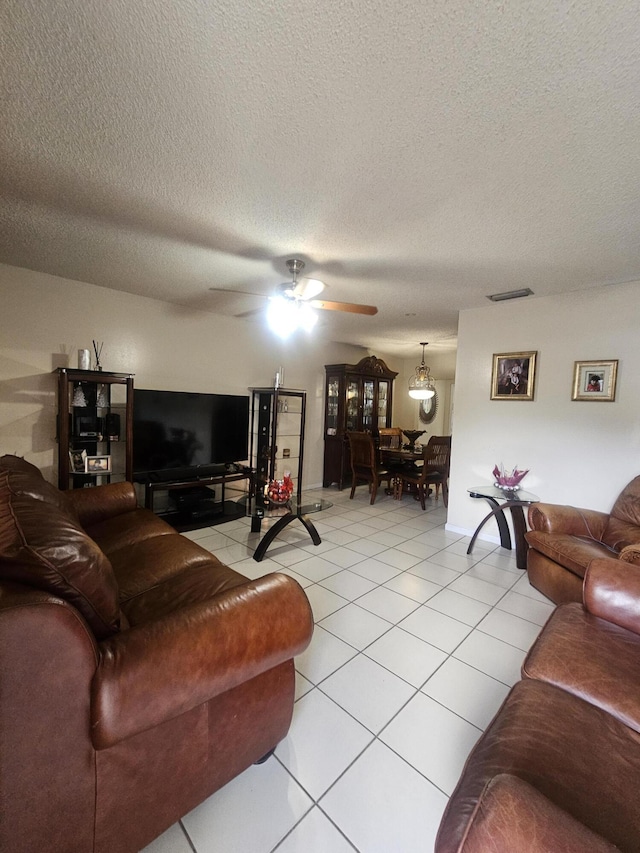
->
[526,475,640,603]
[435,555,640,852]
[0,455,313,853]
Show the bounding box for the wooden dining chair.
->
[398,435,452,509]
[378,427,403,450]
[347,431,391,505]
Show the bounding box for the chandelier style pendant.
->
[408,342,436,399]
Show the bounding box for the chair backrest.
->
[347,431,377,472]
[378,427,402,450]
[422,435,452,478]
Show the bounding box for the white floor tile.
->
[399,606,472,653]
[424,588,493,627]
[454,630,526,686]
[140,822,193,853]
[321,546,368,569]
[304,584,349,622]
[476,608,542,652]
[407,560,461,586]
[295,625,358,684]
[427,549,479,573]
[345,538,390,557]
[276,689,373,799]
[365,627,448,688]
[319,569,377,601]
[290,555,343,583]
[319,603,392,650]
[395,539,441,559]
[496,589,555,626]
[380,692,481,796]
[447,573,507,605]
[356,586,421,623]
[275,807,354,853]
[465,562,521,590]
[383,572,442,603]
[373,547,423,570]
[182,758,312,853]
[320,653,415,733]
[294,673,314,701]
[321,740,448,853]
[421,657,510,729]
[348,558,402,585]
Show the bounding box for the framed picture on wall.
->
[490,351,537,401]
[572,360,618,401]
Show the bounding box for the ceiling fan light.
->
[267,296,298,338]
[298,302,318,332]
[408,342,436,399]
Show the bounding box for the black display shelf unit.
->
[56,368,134,490]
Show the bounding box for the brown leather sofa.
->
[435,556,640,852]
[526,475,640,603]
[0,455,313,853]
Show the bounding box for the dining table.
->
[379,446,425,498]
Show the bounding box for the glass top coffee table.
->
[467,485,539,570]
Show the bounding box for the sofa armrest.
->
[441,774,617,853]
[527,503,609,540]
[66,482,138,528]
[583,557,640,634]
[91,572,313,748]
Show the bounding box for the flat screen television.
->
[133,389,249,480]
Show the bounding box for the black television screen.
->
[133,389,249,476]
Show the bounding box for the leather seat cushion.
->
[0,454,77,518]
[455,773,617,853]
[120,559,250,625]
[85,508,175,555]
[525,531,616,578]
[522,602,640,733]
[436,680,640,853]
[109,533,231,602]
[0,472,121,638]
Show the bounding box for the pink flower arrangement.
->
[492,464,529,490]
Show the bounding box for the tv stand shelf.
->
[142,468,254,530]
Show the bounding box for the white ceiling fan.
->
[209,258,378,329]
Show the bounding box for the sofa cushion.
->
[0,472,121,639]
[0,454,77,519]
[84,508,174,556]
[524,531,616,578]
[435,680,640,853]
[603,475,640,551]
[109,534,226,602]
[456,774,618,853]
[522,602,640,734]
[120,560,250,625]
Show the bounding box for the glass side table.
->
[466,485,539,570]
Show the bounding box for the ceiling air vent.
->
[487,288,534,302]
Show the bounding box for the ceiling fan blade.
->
[208,287,264,298]
[310,299,378,315]
[293,277,325,300]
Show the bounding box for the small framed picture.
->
[491,351,537,401]
[85,455,111,473]
[69,449,87,473]
[572,360,618,402]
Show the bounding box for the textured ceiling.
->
[2,0,640,357]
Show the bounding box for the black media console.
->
[140,467,254,531]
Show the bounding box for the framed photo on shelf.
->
[491,351,537,401]
[572,360,618,402]
[85,455,111,474]
[69,449,87,473]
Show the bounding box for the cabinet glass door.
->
[346,379,359,431]
[362,380,374,431]
[377,380,389,428]
[326,375,340,435]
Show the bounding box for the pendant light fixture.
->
[408,342,436,399]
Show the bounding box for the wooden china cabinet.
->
[323,356,397,488]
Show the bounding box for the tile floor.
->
[142,485,554,853]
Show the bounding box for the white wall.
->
[447,280,640,542]
[0,264,403,488]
